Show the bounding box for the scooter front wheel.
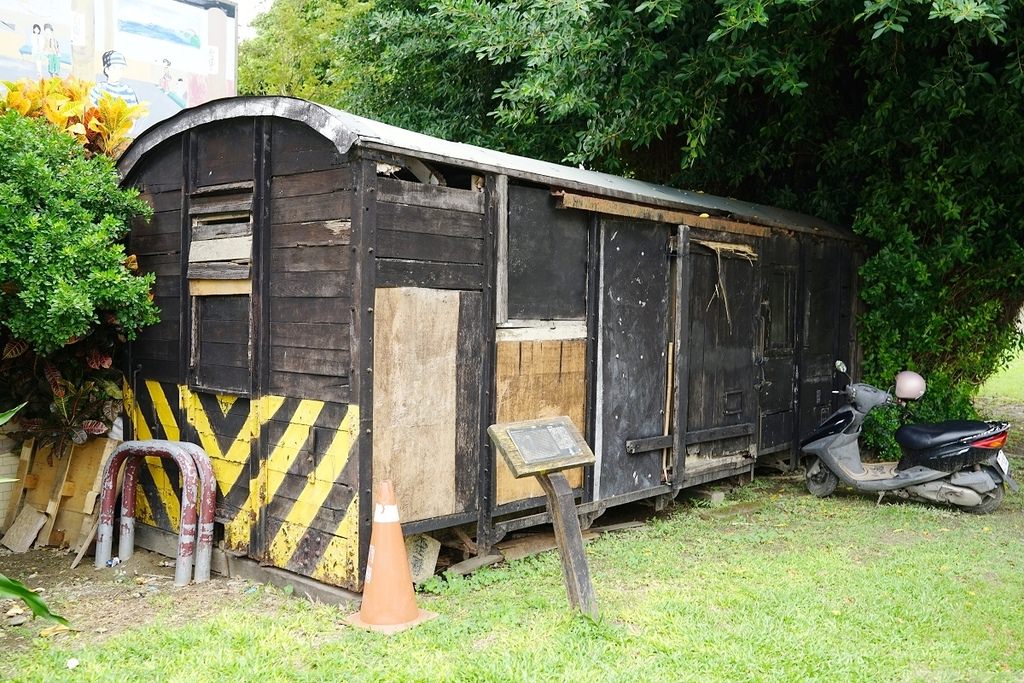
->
[805,458,838,497]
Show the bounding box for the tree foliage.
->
[238,0,371,100]
[242,0,1024,451]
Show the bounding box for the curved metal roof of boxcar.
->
[119,96,848,237]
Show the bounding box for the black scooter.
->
[800,362,1017,514]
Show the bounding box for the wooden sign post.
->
[487,416,598,619]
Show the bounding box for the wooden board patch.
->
[189,235,252,263]
[1,507,46,553]
[495,339,586,505]
[372,287,461,523]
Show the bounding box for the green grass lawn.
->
[979,351,1024,402]
[7,359,1024,682]
[6,476,1024,683]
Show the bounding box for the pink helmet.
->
[895,370,926,400]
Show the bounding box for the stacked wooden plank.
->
[1,438,119,554]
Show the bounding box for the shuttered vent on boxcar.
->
[186,183,254,395]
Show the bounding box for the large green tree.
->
[238,0,370,99]
[242,0,1024,446]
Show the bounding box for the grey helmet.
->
[894,370,926,400]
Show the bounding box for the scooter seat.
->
[894,420,990,451]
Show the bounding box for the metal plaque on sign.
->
[487,416,594,478]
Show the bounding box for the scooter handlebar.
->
[844,382,893,413]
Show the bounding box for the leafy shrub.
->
[0,111,156,354]
[861,371,980,461]
[2,335,126,455]
[0,109,156,452]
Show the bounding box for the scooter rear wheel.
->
[805,458,838,497]
[960,478,1004,515]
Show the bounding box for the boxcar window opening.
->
[186,189,255,396]
[766,267,797,354]
[189,293,252,396]
[373,155,481,192]
[500,185,588,333]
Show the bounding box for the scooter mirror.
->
[834,360,848,374]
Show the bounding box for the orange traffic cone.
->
[345,480,437,634]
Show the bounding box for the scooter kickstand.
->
[876,491,885,506]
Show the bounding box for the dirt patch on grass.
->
[0,546,290,651]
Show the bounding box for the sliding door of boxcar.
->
[758,233,800,455]
[684,238,758,470]
[596,218,672,499]
[798,237,851,442]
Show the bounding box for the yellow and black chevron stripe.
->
[125,380,361,589]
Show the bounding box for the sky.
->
[235,0,271,40]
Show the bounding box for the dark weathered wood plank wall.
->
[267,121,353,405]
[374,177,486,290]
[195,295,250,394]
[129,138,185,384]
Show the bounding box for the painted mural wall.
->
[0,0,237,133]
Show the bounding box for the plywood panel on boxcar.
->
[506,185,588,320]
[495,340,586,505]
[372,287,461,522]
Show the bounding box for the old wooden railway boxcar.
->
[118,97,861,591]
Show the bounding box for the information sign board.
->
[487,416,594,478]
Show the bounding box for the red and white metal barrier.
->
[175,441,217,583]
[95,440,215,586]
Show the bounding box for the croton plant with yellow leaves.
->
[0,76,147,158]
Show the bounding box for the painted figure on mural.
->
[30,24,44,77]
[170,77,188,108]
[89,50,139,106]
[159,58,172,92]
[43,23,59,77]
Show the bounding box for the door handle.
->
[754,362,771,392]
